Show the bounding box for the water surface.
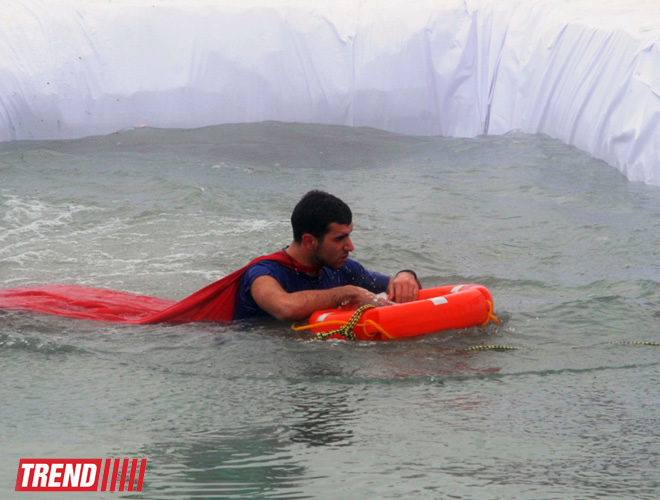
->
[1,123,659,499]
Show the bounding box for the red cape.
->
[0,250,317,324]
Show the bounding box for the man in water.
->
[233,190,421,321]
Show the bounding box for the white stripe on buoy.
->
[429,297,448,306]
[316,312,332,322]
[451,285,464,293]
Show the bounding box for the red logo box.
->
[16,458,146,492]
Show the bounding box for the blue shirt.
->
[233,257,390,320]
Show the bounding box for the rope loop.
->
[480,300,500,327]
[312,304,375,341]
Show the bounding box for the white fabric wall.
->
[1,0,658,185]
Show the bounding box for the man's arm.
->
[250,275,379,322]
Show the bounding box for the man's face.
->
[312,222,354,270]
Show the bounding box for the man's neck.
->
[284,242,319,273]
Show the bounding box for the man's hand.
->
[388,271,420,303]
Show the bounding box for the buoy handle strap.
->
[480,300,500,327]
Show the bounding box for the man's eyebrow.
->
[334,231,351,240]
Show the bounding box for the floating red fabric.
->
[0,250,318,323]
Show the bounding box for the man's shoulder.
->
[244,259,289,282]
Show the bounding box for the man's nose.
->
[345,237,354,252]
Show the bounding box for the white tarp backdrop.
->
[1,0,659,185]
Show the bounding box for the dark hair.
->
[291,190,352,242]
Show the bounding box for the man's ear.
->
[301,233,318,251]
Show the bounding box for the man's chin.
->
[336,257,349,269]
[318,254,349,270]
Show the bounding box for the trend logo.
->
[16,458,147,492]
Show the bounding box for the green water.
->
[1,123,659,499]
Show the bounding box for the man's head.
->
[291,190,352,243]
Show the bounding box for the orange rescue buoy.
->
[294,284,498,341]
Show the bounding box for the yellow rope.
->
[293,297,501,341]
[292,304,396,339]
[292,304,658,348]
[361,319,396,339]
[610,341,660,346]
[292,319,349,332]
[464,345,522,351]
[480,300,500,326]
[308,304,376,341]
[464,340,660,352]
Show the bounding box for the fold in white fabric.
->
[1,0,658,185]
